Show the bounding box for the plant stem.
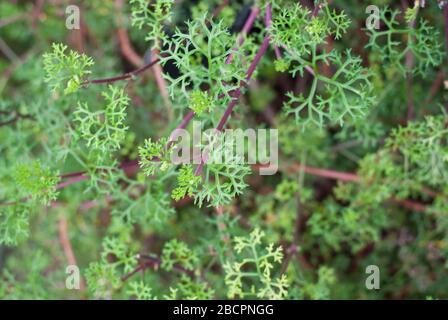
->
[170,6,261,145]
[58,216,86,291]
[114,0,144,68]
[284,162,360,182]
[312,1,325,17]
[194,35,270,175]
[121,254,196,282]
[168,110,195,145]
[265,2,281,59]
[56,175,90,189]
[81,58,160,86]
[212,0,230,18]
[226,6,260,64]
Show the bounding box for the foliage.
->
[189,90,213,114]
[130,0,173,48]
[138,137,173,176]
[194,137,252,208]
[271,2,374,128]
[0,206,30,246]
[171,165,201,201]
[74,85,130,153]
[366,6,444,76]
[12,161,60,206]
[0,0,447,301]
[161,239,199,272]
[43,43,94,94]
[301,266,336,300]
[223,228,288,299]
[160,13,247,108]
[127,281,155,300]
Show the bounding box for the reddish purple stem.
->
[217,35,271,131]
[265,3,281,59]
[226,6,260,64]
[194,35,271,175]
[170,6,260,146]
[82,59,160,86]
[0,174,89,207]
[312,2,324,17]
[56,175,89,190]
[168,110,195,145]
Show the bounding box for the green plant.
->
[0,0,447,301]
[130,0,173,48]
[366,6,444,76]
[43,43,94,94]
[271,2,374,128]
[223,228,288,299]
[74,85,130,152]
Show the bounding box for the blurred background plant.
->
[0,0,447,300]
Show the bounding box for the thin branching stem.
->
[194,32,272,175]
[121,254,195,282]
[81,58,160,86]
[169,6,261,145]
